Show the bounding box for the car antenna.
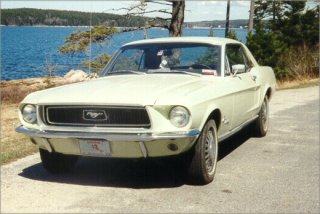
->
[144,21,149,39]
[143,28,148,39]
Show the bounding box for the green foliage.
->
[59,26,118,53]
[82,54,112,74]
[0,8,156,27]
[227,30,239,40]
[59,26,118,75]
[247,1,319,80]
[247,30,287,77]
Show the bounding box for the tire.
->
[253,96,269,137]
[188,119,218,185]
[39,149,78,174]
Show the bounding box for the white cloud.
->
[232,1,250,7]
[198,1,225,7]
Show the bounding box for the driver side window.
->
[226,45,245,72]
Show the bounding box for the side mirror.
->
[232,64,246,76]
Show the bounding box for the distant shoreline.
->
[0,25,247,30]
[0,25,91,28]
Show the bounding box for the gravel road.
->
[1,86,319,213]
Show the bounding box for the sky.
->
[1,1,253,22]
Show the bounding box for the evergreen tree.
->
[247,1,319,79]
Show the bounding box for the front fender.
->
[190,103,223,134]
[251,66,276,105]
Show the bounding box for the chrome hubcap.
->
[204,129,216,174]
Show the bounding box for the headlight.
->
[22,104,37,124]
[169,106,190,127]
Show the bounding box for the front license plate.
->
[79,139,111,157]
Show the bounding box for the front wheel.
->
[188,119,218,185]
[40,149,78,174]
[253,96,269,137]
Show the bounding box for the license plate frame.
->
[79,139,111,157]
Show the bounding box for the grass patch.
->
[0,77,77,165]
[0,102,38,165]
[0,137,38,165]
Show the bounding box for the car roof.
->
[123,36,241,47]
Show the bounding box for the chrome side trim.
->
[16,126,200,142]
[37,126,150,133]
[218,115,258,142]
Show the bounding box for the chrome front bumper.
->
[16,126,200,158]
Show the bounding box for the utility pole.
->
[225,0,231,37]
[248,0,255,32]
[272,0,275,23]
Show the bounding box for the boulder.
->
[64,70,88,82]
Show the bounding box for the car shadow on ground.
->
[19,126,252,188]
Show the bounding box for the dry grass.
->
[1,85,35,104]
[0,76,70,104]
[279,44,319,80]
[0,103,38,164]
[276,78,319,90]
[0,77,72,164]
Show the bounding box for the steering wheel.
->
[189,63,211,69]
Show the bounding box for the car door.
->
[225,44,259,129]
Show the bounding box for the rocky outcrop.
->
[1,70,100,104]
[64,70,88,82]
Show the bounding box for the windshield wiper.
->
[106,70,145,75]
[171,70,202,77]
[147,69,201,77]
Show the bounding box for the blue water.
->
[1,26,248,80]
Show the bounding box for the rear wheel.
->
[253,96,269,137]
[40,149,78,174]
[188,119,218,185]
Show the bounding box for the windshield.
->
[102,43,221,76]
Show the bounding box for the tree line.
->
[0,8,157,27]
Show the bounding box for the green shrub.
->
[246,1,319,80]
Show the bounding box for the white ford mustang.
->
[16,37,276,184]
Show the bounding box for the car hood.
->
[23,74,214,106]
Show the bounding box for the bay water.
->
[1,26,248,80]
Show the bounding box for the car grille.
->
[43,106,151,128]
